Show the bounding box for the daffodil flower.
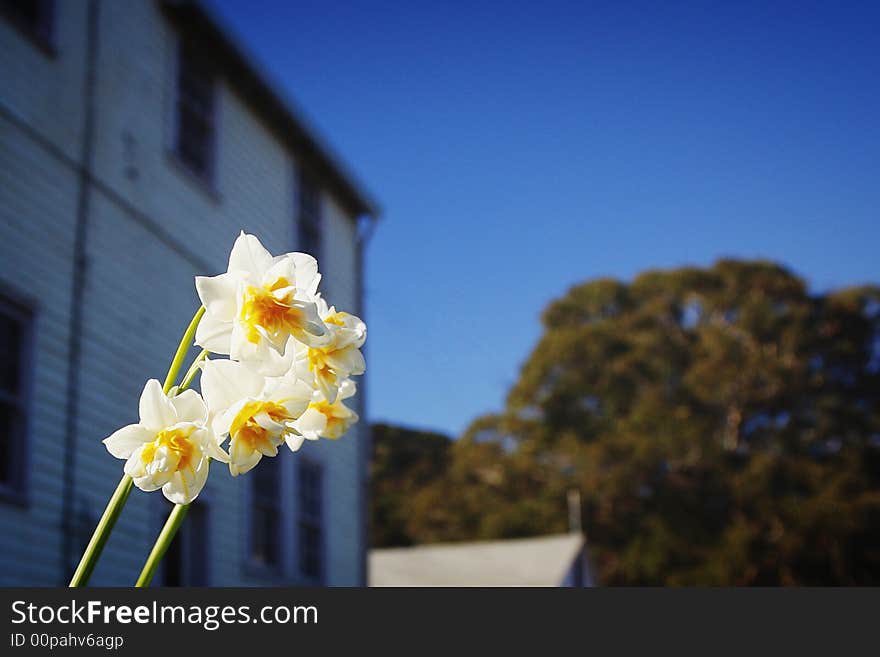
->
[252,296,366,402]
[194,231,326,363]
[291,296,366,404]
[102,380,226,504]
[201,359,312,476]
[289,379,360,451]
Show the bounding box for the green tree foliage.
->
[370,423,452,547]
[371,261,880,584]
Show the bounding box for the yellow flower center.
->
[239,277,305,344]
[309,400,347,439]
[141,426,197,470]
[230,400,291,450]
[310,400,334,415]
[307,347,333,378]
[324,312,346,327]
[306,314,347,379]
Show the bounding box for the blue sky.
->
[211,0,880,437]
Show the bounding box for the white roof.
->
[369,533,586,587]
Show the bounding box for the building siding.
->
[0,0,369,586]
[0,116,77,585]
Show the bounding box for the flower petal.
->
[255,440,279,457]
[194,311,233,354]
[291,252,320,292]
[315,371,339,405]
[253,410,285,433]
[170,389,207,424]
[252,337,295,377]
[285,432,306,452]
[324,347,365,376]
[229,447,262,477]
[229,321,273,361]
[103,424,153,459]
[201,359,264,416]
[138,379,177,431]
[293,406,327,441]
[298,302,327,338]
[314,295,332,319]
[201,430,230,463]
[212,400,246,439]
[125,447,162,491]
[228,231,274,278]
[261,257,296,289]
[337,378,357,400]
[162,457,209,504]
[195,272,240,321]
[267,378,312,418]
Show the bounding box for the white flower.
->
[289,379,360,451]
[103,380,226,504]
[251,297,367,402]
[292,296,366,404]
[194,231,326,363]
[200,359,312,476]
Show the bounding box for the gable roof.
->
[159,0,380,220]
[369,533,586,587]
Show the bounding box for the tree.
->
[371,261,880,585]
[370,423,452,547]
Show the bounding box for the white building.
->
[370,534,594,587]
[0,0,378,586]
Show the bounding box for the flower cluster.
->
[103,232,365,503]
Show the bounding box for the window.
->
[298,459,323,581]
[163,500,209,586]
[250,455,282,569]
[297,171,322,258]
[174,39,216,181]
[1,0,54,48]
[0,293,33,502]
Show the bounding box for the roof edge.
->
[371,532,586,554]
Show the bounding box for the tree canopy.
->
[371,260,880,584]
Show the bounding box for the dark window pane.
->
[250,457,281,567]
[164,530,183,587]
[254,454,280,501]
[251,507,267,562]
[299,461,322,520]
[175,40,215,179]
[0,295,29,496]
[300,224,320,258]
[2,0,40,25]
[178,71,213,113]
[164,501,209,586]
[298,173,322,257]
[0,312,21,392]
[299,522,321,578]
[177,104,213,177]
[251,504,279,567]
[261,506,279,566]
[185,502,209,585]
[298,460,323,579]
[300,176,321,218]
[1,0,52,41]
[0,401,12,485]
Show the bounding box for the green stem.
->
[135,321,209,587]
[68,474,134,586]
[178,348,209,392]
[163,306,206,393]
[135,503,190,587]
[68,306,205,587]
